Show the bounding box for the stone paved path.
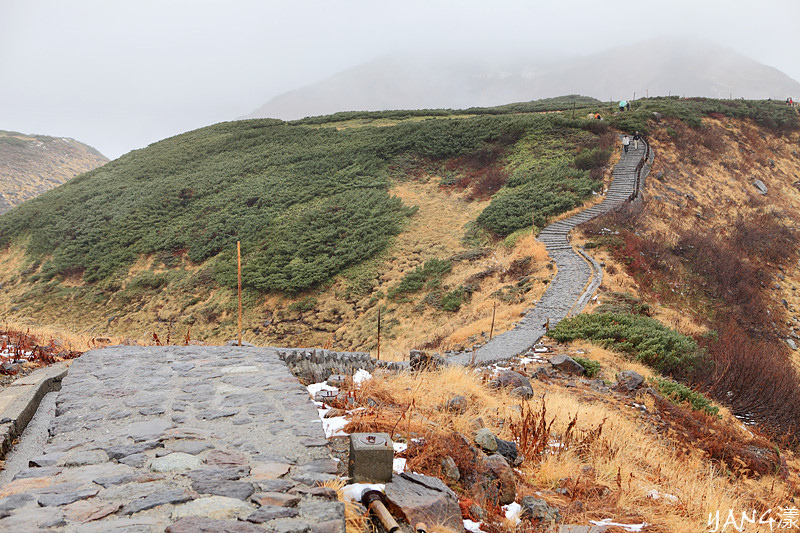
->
[0,346,344,532]
[450,139,651,365]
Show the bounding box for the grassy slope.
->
[0,97,613,347]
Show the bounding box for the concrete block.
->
[348,433,393,483]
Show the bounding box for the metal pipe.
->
[361,490,399,533]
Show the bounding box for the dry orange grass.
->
[348,357,798,533]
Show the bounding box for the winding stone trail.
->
[0,134,654,531]
[0,346,344,532]
[449,138,652,365]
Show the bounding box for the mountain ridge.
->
[247,37,800,121]
[0,130,108,214]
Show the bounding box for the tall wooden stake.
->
[237,241,242,347]
[377,307,381,361]
[489,302,496,341]
[571,100,575,119]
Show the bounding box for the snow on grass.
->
[464,520,484,533]
[353,368,372,384]
[590,518,647,531]
[502,502,522,523]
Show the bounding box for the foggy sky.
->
[1,0,798,160]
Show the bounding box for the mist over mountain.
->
[248,37,800,120]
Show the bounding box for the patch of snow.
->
[645,489,678,503]
[464,520,484,533]
[502,502,522,523]
[307,382,338,397]
[393,442,408,453]
[342,483,384,502]
[321,415,348,438]
[590,518,647,531]
[353,369,372,384]
[393,457,406,473]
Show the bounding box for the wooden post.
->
[571,100,575,119]
[377,308,381,361]
[489,302,496,341]
[545,317,550,332]
[237,241,242,347]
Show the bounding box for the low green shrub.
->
[651,376,719,417]
[388,259,452,299]
[572,356,601,377]
[548,312,702,376]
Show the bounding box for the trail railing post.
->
[237,241,242,347]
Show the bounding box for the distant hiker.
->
[626,102,631,111]
[595,112,602,120]
[622,135,630,154]
[587,113,594,119]
[619,100,627,112]
[788,97,795,107]
[633,131,641,150]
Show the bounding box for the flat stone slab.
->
[0,346,344,531]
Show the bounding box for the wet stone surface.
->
[0,346,345,532]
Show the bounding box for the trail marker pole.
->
[571,100,575,119]
[377,308,381,361]
[237,241,242,347]
[489,302,496,341]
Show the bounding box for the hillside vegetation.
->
[0,96,797,357]
[0,130,107,214]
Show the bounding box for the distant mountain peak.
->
[246,36,800,121]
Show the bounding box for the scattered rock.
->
[480,453,516,505]
[753,179,768,195]
[510,386,534,399]
[490,371,531,390]
[440,456,460,482]
[206,450,250,467]
[520,496,561,523]
[549,355,585,375]
[384,472,462,533]
[409,350,445,371]
[495,438,519,466]
[474,428,498,452]
[787,338,798,351]
[444,395,468,414]
[614,370,644,392]
[37,488,99,507]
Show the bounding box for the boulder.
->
[490,371,531,390]
[520,496,560,523]
[474,428,498,453]
[549,355,585,375]
[384,473,462,532]
[440,456,460,483]
[510,386,534,400]
[479,454,516,505]
[444,395,468,414]
[614,370,644,392]
[495,438,519,466]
